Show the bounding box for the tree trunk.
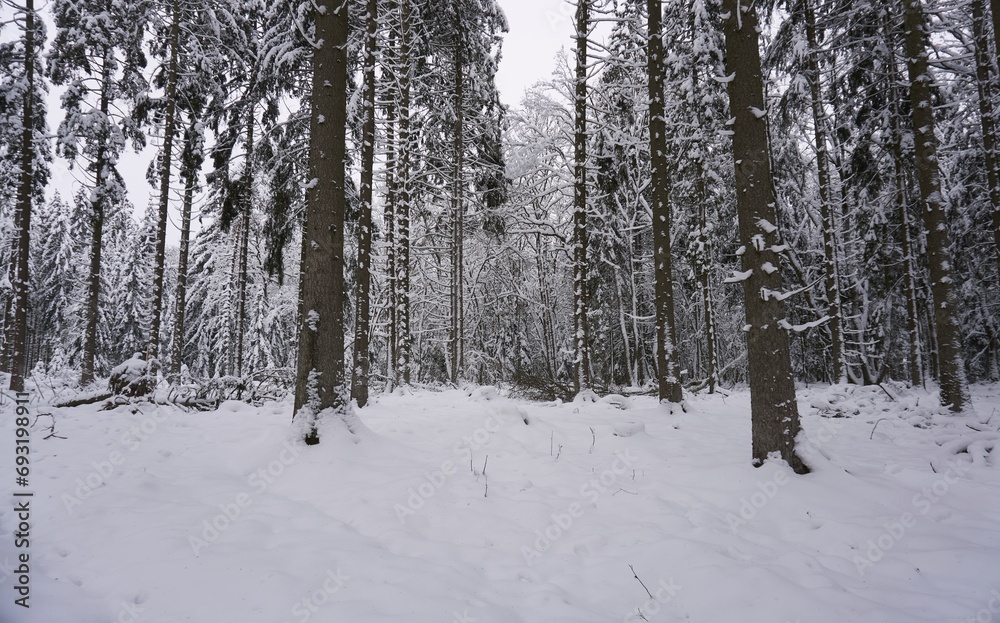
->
[81,46,113,387]
[449,28,465,386]
[147,0,182,376]
[396,0,413,385]
[7,0,36,393]
[694,168,719,393]
[722,0,808,473]
[648,0,683,403]
[572,0,592,394]
[351,0,377,408]
[972,0,1000,283]
[293,0,351,443]
[802,0,846,384]
[234,118,254,377]
[902,0,970,411]
[884,14,923,388]
[383,3,398,387]
[169,122,198,378]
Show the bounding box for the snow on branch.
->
[778,316,832,333]
[723,269,753,284]
[760,278,820,302]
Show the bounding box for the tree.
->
[799,0,846,384]
[3,0,48,391]
[647,0,683,403]
[351,0,378,407]
[293,0,354,444]
[169,118,204,377]
[572,0,592,393]
[144,0,183,375]
[49,0,145,385]
[722,0,808,473]
[902,0,971,411]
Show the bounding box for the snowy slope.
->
[2,384,999,622]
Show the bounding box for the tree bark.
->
[884,14,923,388]
[147,0,182,377]
[902,0,970,411]
[7,0,36,393]
[972,0,1000,283]
[802,0,846,384]
[293,0,351,443]
[722,0,808,473]
[169,121,199,378]
[573,0,592,394]
[351,0,377,407]
[449,25,465,386]
[396,0,413,385]
[81,46,113,387]
[648,0,683,403]
[383,1,399,387]
[234,118,254,377]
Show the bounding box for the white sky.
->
[494,0,575,107]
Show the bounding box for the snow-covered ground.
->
[2,383,1000,622]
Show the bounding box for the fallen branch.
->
[53,392,112,409]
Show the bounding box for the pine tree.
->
[49,0,145,385]
[902,0,971,411]
[351,0,378,407]
[572,0,592,393]
[722,0,808,473]
[293,0,354,443]
[648,0,683,403]
[2,0,48,391]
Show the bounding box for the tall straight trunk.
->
[234,118,254,377]
[223,220,239,376]
[80,47,113,386]
[722,0,808,473]
[351,0,377,407]
[694,168,719,393]
[384,3,399,386]
[687,9,718,393]
[903,0,970,412]
[396,0,413,385]
[147,0,181,375]
[449,31,464,386]
[802,0,846,384]
[572,0,592,393]
[972,0,1000,282]
[648,0,683,403]
[884,16,923,387]
[535,229,557,381]
[169,123,198,377]
[293,0,350,443]
[7,0,35,392]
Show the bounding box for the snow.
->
[756,218,778,234]
[723,269,753,283]
[3,385,1000,623]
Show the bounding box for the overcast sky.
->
[494,0,574,106]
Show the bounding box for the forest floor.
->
[2,382,1000,622]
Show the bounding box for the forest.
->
[2,0,1000,620]
[3,0,998,458]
